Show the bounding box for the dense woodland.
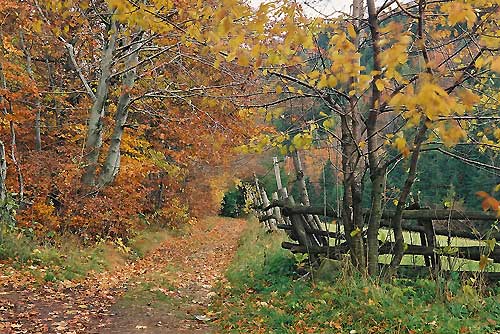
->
[0,0,500,332]
[0,0,498,267]
[0,0,270,241]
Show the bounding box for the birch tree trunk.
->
[81,19,118,187]
[97,32,143,187]
[9,122,24,202]
[0,60,8,116]
[0,140,6,202]
[19,30,42,151]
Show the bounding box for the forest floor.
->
[0,216,246,334]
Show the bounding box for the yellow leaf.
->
[218,17,232,36]
[237,53,249,67]
[350,227,361,237]
[457,88,480,110]
[33,20,43,33]
[347,23,357,39]
[393,137,410,157]
[444,2,476,29]
[317,74,328,89]
[491,57,500,73]
[475,57,485,69]
[484,239,496,252]
[479,255,490,271]
[309,70,320,79]
[358,141,366,149]
[327,75,337,87]
[375,79,385,91]
[323,118,335,130]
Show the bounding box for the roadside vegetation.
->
[213,220,500,334]
[0,224,173,284]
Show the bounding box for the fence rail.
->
[247,155,500,281]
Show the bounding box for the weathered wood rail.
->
[246,155,500,281]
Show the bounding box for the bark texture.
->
[81,20,118,187]
[0,140,6,202]
[98,32,143,187]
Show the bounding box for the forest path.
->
[1,217,246,333]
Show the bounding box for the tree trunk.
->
[81,20,118,187]
[367,169,385,275]
[366,0,385,276]
[0,61,8,115]
[9,122,24,202]
[19,30,42,151]
[388,122,427,274]
[0,140,6,202]
[338,0,366,270]
[340,114,365,268]
[98,32,143,187]
[388,0,433,275]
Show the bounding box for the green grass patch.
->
[213,219,500,333]
[119,268,179,308]
[0,226,174,283]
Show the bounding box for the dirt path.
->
[0,217,246,334]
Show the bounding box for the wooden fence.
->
[247,155,500,281]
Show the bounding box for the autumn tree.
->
[227,0,500,275]
[0,0,264,238]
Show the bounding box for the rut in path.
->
[0,217,247,334]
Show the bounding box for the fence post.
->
[261,188,277,231]
[421,218,441,272]
[272,192,284,224]
[273,157,288,199]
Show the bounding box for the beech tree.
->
[227,0,500,275]
[0,0,262,237]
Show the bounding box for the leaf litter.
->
[0,217,246,333]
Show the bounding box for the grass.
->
[0,225,174,283]
[212,219,500,334]
[119,269,179,308]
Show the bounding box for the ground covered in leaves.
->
[0,217,246,333]
[213,220,500,334]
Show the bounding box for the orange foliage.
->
[0,0,264,239]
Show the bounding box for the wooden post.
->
[285,195,314,248]
[292,151,310,206]
[421,219,441,271]
[272,192,284,224]
[261,188,277,231]
[291,151,325,245]
[273,157,288,199]
[253,173,263,206]
[418,222,431,267]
